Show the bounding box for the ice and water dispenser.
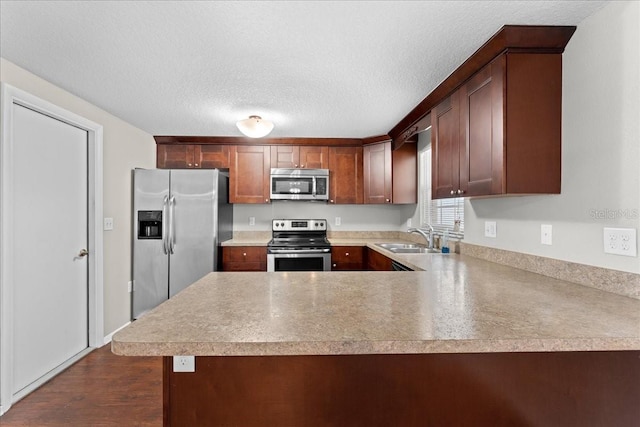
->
[138,211,162,239]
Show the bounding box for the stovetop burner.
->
[267,219,330,250]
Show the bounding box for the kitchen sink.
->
[374,243,440,254]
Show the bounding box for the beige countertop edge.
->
[111,337,640,357]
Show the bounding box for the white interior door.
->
[11,104,89,396]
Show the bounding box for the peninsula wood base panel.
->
[163,351,639,426]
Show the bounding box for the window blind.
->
[419,147,464,239]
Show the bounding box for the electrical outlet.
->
[484,221,496,238]
[335,217,341,226]
[173,356,195,372]
[541,224,552,245]
[104,217,113,231]
[249,216,255,226]
[407,218,412,228]
[603,227,637,257]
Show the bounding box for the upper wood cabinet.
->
[229,146,271,204]
[363,142,391,204]
[432,52,562,199]
[328,147,363,204]
[271,146,328,169]
[392,141,417,204]
[157,144,229,169]
[363,141,417,204]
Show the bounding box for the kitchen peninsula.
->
[112,250,640,426]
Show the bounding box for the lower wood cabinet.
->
[366,248,393,271]
[221,246,267,271]
[331,246,365,271]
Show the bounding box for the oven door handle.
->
[268,248,331,254]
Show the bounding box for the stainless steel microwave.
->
[270,168,329,201]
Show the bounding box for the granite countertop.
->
[112,253,640,357]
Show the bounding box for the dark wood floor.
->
[0,344,162,426]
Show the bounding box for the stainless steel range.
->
[267,219,331,272]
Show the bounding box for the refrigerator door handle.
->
[162,196,169,254]
[168,195,176,254]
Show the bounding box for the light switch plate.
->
[103,217,113,231]
[249,216,255,226]
[335,217,341,226]
[541,224,552,245]
[173,356,195,372]
[484,221,496,238]
[603,227,637,257]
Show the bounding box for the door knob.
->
[78,249,89,257]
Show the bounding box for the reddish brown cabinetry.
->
[229,146,271,204]
[328,147,363,204]
[363,142,392,204]
[366,248,393,271]
[432,52,562,199]
[221,246,267,271]
[157,144,230,169]
[271,146,329,169]
[364,141,417,204]
[331,246,365,271]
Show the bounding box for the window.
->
[419,145,464,238]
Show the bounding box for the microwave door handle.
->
[312,176,317,197]
[162,196,169,255]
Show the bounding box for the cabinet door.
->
[157,144,196,169]
[299,146,328,169]
[198,145,230,169]
[222,246,267,271]
[366,248,393,271]
[229,146,271,203]
[459,56,504,196]
[270,146,300,169]
[331,246,364,271]
[363,142,392,204]
[431,94,460,199]
[392,142,417,204]
[328,147,363,204]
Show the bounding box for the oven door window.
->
[273,256,325,271]
[272,177,314,196]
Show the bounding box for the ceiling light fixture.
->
[236,115,274,138]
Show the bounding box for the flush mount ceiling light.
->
[236,115,274,138]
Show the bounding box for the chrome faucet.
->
[408,225,434,249]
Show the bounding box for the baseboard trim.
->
[103,322,131,345]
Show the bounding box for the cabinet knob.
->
[457,189,464,195]
[265,199,269,202]
[386,198,390,203]
[188,163,193,167]
[194,163,199,167]
[243,253,247,257]
[330,199,334,203]
[294,164,298,168]
[300,164,305,168]
[345,253,349,256]
[450,190,455,195]
[332,263,337,268]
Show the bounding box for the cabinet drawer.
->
[222,246,267,271]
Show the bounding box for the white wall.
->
[0,58,156,336]
[464,1,640,274]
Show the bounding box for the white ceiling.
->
[0,1,607,138]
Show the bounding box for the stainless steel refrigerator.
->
[132,168,233,319]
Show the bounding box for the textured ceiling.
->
[0,1,607,138]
